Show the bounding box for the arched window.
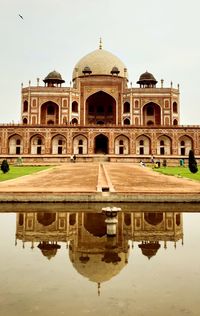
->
[72,101,78,113]
[23,101,28,112]
[23,118,28,124]
[52,136,66,154]
[9,135,23,154]
[181,141,185,146]
[123,102,130,113]
[115,136,129,155]
[173,102,178,113]
[135,100,139,108]
[173,119,178,125]
[79,139,83,145]
[31,136,44,155]
[71,118,78,124]
[157,136,172,155]
[139,140,144,146]
[73,135,87,155]
[147,120,154,125]
[124,118,130,125]
[37,138,42,145]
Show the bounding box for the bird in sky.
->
[19,14,24,20]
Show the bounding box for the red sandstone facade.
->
[0,44,199,164]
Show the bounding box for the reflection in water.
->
[16,211,183,294]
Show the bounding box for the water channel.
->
[0,203,200,316]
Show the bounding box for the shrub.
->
[188,150,198,174]
[1,160,10,174]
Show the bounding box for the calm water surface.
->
[0,204,200,316]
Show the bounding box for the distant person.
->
[179,158,184,167]
[70,155,74,163]
[140,161,146,167]
[150,155,155,164]
[73,154,76,163]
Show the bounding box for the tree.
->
[1,160,9,174]
[188,150,198,174]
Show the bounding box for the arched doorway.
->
[95,134,108,154]
[86,91,116,125]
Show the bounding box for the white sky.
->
[0,0,199,124]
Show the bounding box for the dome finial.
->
[99,37,103,49]
[98,282,101,296]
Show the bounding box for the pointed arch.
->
[178,135,193,155]
[124,118,130,125]
[157,135,172,155]
[73,134,88,154]
[115,135,130,154]
[142,102,161,125]
[51,134,67,154]
[30,134,45,154]
[86,91,116,125]
[8,134,23,155]
[40,101,59,124]
[136,135,151,155]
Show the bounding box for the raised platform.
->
[0,163,200,202]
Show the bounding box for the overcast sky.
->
[0,0,199,124]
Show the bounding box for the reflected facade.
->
[16,211,183,291]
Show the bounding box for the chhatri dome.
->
[72,39,128,80]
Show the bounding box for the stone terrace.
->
[0,163,200,202]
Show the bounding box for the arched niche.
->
[144,212,163,225]
[40,101,59,124]
[30,134,45,154]
[37,212,56,226]
[51,134,67,154]
[86,91,116,125]
[157,135,172,155]
[8,134,23,155]
[115,135,129,154]
[23,100,28,112]
[178,135,193,155]
[143,102,161,125]
[73,135,88,154]
[124,118,130,125]
[136,135,151,155]
[72,101,78,113]
[84,213,106,237]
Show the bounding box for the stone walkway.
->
[0,163,200,195]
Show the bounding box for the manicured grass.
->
[0,166,52,182]
[153,166,200,181]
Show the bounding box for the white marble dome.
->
[72,48,128,80]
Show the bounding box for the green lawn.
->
[153,166,200,181]
[0,166,52,182]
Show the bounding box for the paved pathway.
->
[0,163,200,194]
